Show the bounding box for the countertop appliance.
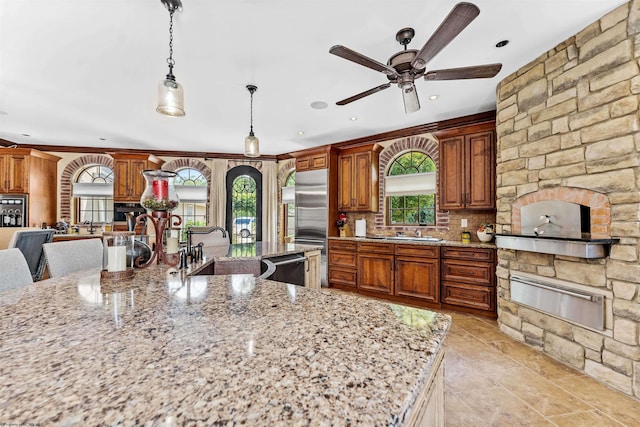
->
[294,169,328,286]
[0,194,28,228]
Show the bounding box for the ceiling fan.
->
[329,2,502,113]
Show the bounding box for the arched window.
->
[174,168,208,234]
[386,151,436,225]
[73,165,114,223]
[226,166,262,244]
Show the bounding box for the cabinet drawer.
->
[328,267,357,288]
[328,250,357,268]
[357,242,393,254]
[441,259,495,286]
[442,246,495,262]
[442,282,495,311]
[328,240,357,251]
[395,244,439,258]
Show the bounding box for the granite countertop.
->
[329,235,496,249]
[0,268,450,426]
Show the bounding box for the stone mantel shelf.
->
[494,234,618,259]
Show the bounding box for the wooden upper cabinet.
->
[110,154,163,202]
[438,129,495,210]
[338,150,378,212]
[0,153,29,193]
[296,153,328,172]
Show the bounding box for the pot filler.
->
[495,200,617,259]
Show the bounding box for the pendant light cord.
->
[166,8,175,75]
[250,90,254,135]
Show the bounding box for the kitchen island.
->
[0,264,450,426]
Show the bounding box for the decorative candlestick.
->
[136,169,182,268]
[135,210,182,268]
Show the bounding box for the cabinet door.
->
[113,160,131,199]
[130,159,148,200]
[6,154,29,193]
[354,152,372,211]
[395,256,440,303]
[438,136,465,210]
[0,155,7,192]
[337,154,354,210]
[466,131,495,209]
[358,253,394,295]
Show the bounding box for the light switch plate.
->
[461,219,468,228]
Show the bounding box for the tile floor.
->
[443,310,640,426]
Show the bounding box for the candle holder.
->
[101,231,135,280]
[135,169,183,268]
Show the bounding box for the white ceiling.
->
[0,0,627,156]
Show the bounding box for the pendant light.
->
[156,0,185,117]
[244,84,260,157]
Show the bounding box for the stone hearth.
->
[495,0,640,399]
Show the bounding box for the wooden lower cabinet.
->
[405,348,445,427]
[395,245,440,304]
[441,246,496,318]
[327,239,497,317]
[358,252,394,295]
[441,282,495,312]
[328,240,357,290]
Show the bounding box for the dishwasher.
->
[259,253,308,286]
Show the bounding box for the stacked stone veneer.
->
[495,1,640,398]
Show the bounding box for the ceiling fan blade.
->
[330,45,398,77]
[425,63,502,80]
[411,2,480,70]
[336,83,391,106]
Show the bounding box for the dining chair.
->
[0,248,34,291]
[43,238,104,278]
[9,229,55,281]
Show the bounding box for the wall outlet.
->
[461,218,468,228]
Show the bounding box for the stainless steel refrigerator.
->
[294,169,328,286]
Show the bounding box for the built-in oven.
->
[0,194,28,228]
[113,202,147,222]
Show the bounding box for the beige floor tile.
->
[445,390,486,427]
[488,340,581,380]
[547,409,625,427]
[554,376,640,426]
[497,368,593,416]
[452,386,554,426]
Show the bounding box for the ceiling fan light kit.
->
[156,0,185,117]
[244,84,260,158]
[329,2,502,114]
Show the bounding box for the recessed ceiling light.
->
[0,111,7,115]
[21,133,30,137]
[429,95,439,100]
[350,116,357,121]
[297,131,304,135]
[495,40,509,48]
[310,101,328,109]
[99,137,107,141]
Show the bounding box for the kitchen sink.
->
[368,236,442,242]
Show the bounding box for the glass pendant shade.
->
[401,81,420,114]
[244,133,260,157]
[157,77,185,117]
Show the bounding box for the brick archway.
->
[60,155,114,221]
[374,134,449,230]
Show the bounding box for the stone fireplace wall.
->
[495,0,640,398]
